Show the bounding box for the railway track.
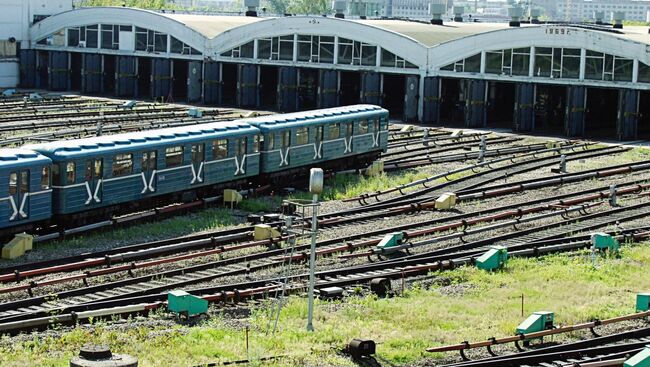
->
[0,223,647,335]
[0,192,647,327]
[434,326,650,367]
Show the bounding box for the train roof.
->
[0,149,51,170]
[26,120,259,160]
[244,105,388,132]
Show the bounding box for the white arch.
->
[29,7,207,52]
[429,25,650,70]
[206,16,428,68]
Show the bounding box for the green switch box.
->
[476,245,508,271]
[516,311,554,334]
[637,293,650,312]
[377,232,404,250]
[624,346,650,367]
[168,290,208,317]
[591,232,620,253]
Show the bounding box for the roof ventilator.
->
[594,10,605,25]
[508,6,523,27]
[333,0,347,19]
[453,5,463,22]
[429,2,446,25]
[612,11,624,29]
[244,0,259,17]
[529,8,541,24]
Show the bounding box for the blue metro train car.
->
[0,149,53,232]
[0,105,388,235]
[249,105,389,177]
[26,121,260,222]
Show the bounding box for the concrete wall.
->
[0,0,72,88]
[0,60,19,88]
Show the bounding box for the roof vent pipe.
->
[612,11,624,29]
[429,2,446,25]
[244,0,260,17]
[453,5,464,22]
[333,0,347,18]
[508,6,523,27]
[594,10,604,24]
[529,8,541,24]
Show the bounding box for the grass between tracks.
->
[2,243,649,367]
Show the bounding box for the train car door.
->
[84,159,103,205]
[344,122,353,154]
[234,138,248,175]
[279,131,290,167]
[190,144,205,184]
[141,151,157,193]
[314,125,323,160]
[8,170,30,221]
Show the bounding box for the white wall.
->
[0,60,19,88]
[0,0,72,42]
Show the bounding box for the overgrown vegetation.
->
[74,0,333,15]
[2,244,649,366]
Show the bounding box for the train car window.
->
[165,146,184,167]
[66,162,76,184]
[20,171,29,193]
[85,161,92,181]
[8,172,17,195]
[358,120,369,134]
[191,144,205,163]
[253,135,260,153]
[315,126,324,142]
[41,166,51,190]
[112,154,133,177]
[346,123,353,137]
[235,138,248,156]
[142,151,157,171]
[212,140,228,159]
[95,159,103,178]
[52,164,60,185]
[266,134,275,150]
[373,119,380,132]
[328,124,340,140]
[282,131,290,148]
[296,127,308,145]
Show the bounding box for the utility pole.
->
[306,168,323,332]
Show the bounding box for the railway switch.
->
[1,233,33,260]
[516,311,554,335]
[624,345,650,367]
[637,293,650,312]
[370,278,391,298]
[377,232,404,250]
[319,287,344,300]
[475,246,508,271]
[223,189,243,206]
[167,290,208,318]
[435,193,457,210]
[591,233,620,254]
[346,339,376,359]
[254,224,281,241]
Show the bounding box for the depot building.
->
[3,1,650,140]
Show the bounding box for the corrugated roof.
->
[0,149,50,169]
[27,120,258,159]
[356,19,512,47]
[245,105,387,131]
[162,14,263,39]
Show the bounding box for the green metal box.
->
[377,232,404,250]
[637,293,650,312]
[516,311,554,334]
[624,346,650,367]
[591,233,620,252]
[476,246,508,271]
[167,290,208,317]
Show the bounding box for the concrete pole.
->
[306,193,318,332]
